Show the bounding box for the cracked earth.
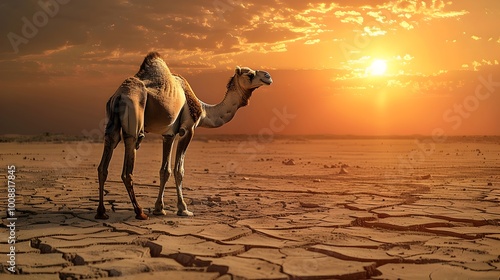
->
[1,137,500,279]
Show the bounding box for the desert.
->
[1,135,499,279]
[2,1,500,279]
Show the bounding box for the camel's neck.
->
[198,78,254,128]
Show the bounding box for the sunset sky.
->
[0,0,499,136]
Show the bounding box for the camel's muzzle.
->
[259,71,272,85]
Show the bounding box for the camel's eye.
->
[248,73,254,80]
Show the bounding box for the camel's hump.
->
[139,52,163,72]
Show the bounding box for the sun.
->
[367,59,387,76]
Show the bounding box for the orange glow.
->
[0,2,499,136]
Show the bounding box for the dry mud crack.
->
[1,139,500,279]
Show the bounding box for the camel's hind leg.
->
[122,136,148,220]
[174,128,194,216]
[154,135,176,215]
[116,77,147,219]
[96,105,121,220]
[96,134,120,219]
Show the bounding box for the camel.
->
[95,52,273,220]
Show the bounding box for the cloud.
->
[341,16,364,25]
[0,0,473,63]
[0,0,493,89]
[399,21,414,30]
[387,0,467,18]
[395,54,414,61]
[403,54,414,61]
[363,26,387,36]
[304,39,320,45]
[367,11,388,23]
[334,10,362,17]
[302,2,337,14]
[333,10,364,25]
[330,65,500,97]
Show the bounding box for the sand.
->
[1,136,499,279]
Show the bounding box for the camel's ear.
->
[235,66,242,75]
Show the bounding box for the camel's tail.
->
[104,94,122,137]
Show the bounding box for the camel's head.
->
[233,66,273,91]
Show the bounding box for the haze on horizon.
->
[0,0,499,136]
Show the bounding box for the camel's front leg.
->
[174,128,194,216]
[154,135,175,215]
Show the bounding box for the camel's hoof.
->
[95,212,109,220]
[153,209,167,216]
[177,210,194,217]
[135,212,149,220]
